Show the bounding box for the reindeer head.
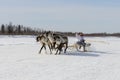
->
[36,36,40,42]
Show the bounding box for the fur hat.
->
[79,32,84,36]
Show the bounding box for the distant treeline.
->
[0,22,43,35]
[55,32,120,37]
[0,23,120,37]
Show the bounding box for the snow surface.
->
[0,35,120,80]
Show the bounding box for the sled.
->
[68,42,91,52]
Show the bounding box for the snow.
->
[0,35,120,80]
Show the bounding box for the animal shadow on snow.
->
[61,50,110,57]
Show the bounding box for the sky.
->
[0,0,120,33]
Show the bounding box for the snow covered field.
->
[0,35,120,80]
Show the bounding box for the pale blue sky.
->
[0,0,120,33]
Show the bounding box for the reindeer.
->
[36,33,52,54]
[46,31,68,55]
[53,33,68,54]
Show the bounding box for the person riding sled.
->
[76,32,86,52]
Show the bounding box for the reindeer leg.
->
[64,43,68,53]
[55,49,59,55]
[57,43,63,55]
[39,45,44,54]
[48,45,52,54]
[53,42,56,49]
[58,51,61,55]
[43,45,47,54]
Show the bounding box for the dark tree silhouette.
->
[18,25,21,33]
[7,24,13,34]
[1,24,5,34]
